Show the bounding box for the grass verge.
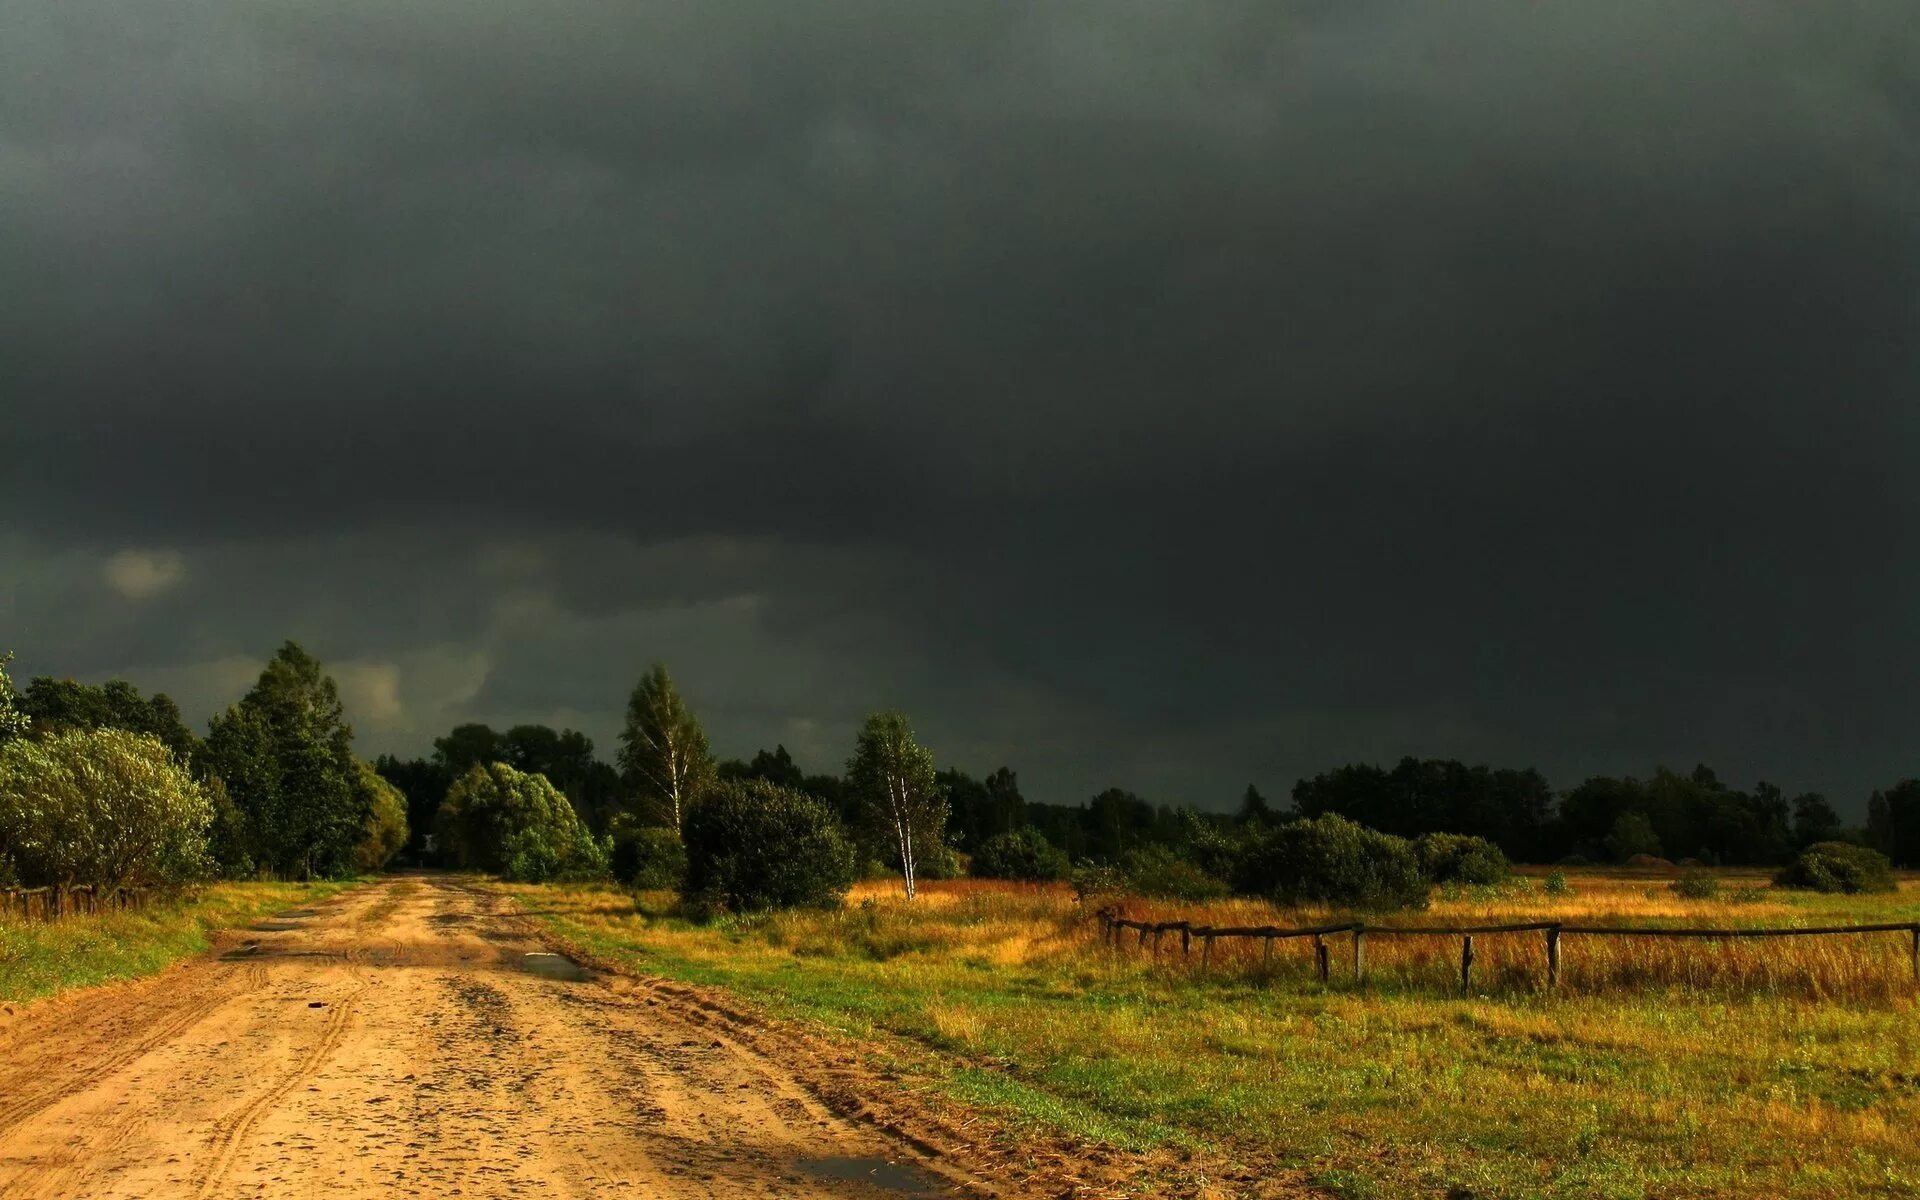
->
[0,880,351,1003]
[502,874,1920,1200]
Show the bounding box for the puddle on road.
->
[795,1157,949,1196]
[519,952,595,982]
[248,921,304,932]
[277,909,319,918]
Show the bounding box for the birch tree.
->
[616,664,714,832]
[846,711,948,901]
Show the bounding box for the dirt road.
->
[0,876,983,1199]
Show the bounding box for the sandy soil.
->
[0,875,992,1200]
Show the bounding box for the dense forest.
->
[3,643,1917,907]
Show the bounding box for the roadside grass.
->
[503,873,1920,1199]
[0,880,351,1003]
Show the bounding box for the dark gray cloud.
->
[4,1,1919,810]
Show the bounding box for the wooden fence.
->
[1098,911,1920,992]
[0,884,164,922]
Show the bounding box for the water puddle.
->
[248,921,304,932]
[278,909,319,918]
[519,952,594,982]
[795,1157,949,1196]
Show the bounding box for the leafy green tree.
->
[202,642,361,879]
[374,754,453,849]
[617,664,714,832]
[717,744,807,790]
[19,677,199,763]
[608,815,688,889]
[1237,783,1276,826]
[969,827,1069,881]
[1604,811,1664,862]
[1790,792,1843,849]
[351,761,410,873]
[0,652,30,744]
[0,728,212,886]
[846,711,948,901]
[436,761,607,882]
[681,779,855,910]
[1867,781,1920,867]
[1415,832,1510,884]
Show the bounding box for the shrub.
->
[681,779,856,911]
[609,816,687,890]
[1070,863,1127,904]
[1543,870,1572,896]
[970,828,1070,881]
[1119,845,1230,901]
[1241,814,1429,911]
[0,727,212,886]
[1670,871,1720,899]
[351,761,410,873]
[436,762,608,882]
[1415,833,1511,885]
[1774,842,1897,894]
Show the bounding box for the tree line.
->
[4,643,1917,907]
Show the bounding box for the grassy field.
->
[505,871,1920,1200]
[0,880,349,1004]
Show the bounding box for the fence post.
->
[1262,935,1274,969]
[1153,927,1163,958]
[1181,925,1191,958]
[1314,934,1330,983]
[1201,933,1214,972]
[1547,925,1561,990]
[1460,935,1474,994]
[1352,924,1366,984]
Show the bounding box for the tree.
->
[351,761,410,873]
[1239,814,1429,911]
[1866,781,1920,867]
[1790,792,1842,849]
[202,642,362,879]
[970,827,1069,881]
[374,754,453,850]
[617,664,714,832]
[436,761,607,882]
[1237,784,1276,826]
[718,744,807,791]
[681,779,855,910]
[0,652,30,744]
[1604,811,1664,862]
[846,711,948,900]
[0,728,212,887]
[20,677,199,763]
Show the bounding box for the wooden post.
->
[1262,936,1274,968]
[1460,935,1475,994]
[1314,935,1330,983]
[1547,925,1561,990]
[1181,925,1191,958]
[1352,925,1366,983]
[1153,927,1163,957]
[1201,934,1214,972]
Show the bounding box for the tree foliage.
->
[846,711,948,901]
[0,727,211,887]
[969,827,1069,881]
[436,761,608,882]
[609,816,689,889]
[681,779,855,911]
[202,643,363,879]
[1241,814,1429,911]
[617,664,714,832]
[351,761,410,873]
[1415,832,1511,885]
[19,676,199,763]
[0,652,29,744]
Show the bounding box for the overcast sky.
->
[4,2,1917,812]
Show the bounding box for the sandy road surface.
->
[0,875,981,1199]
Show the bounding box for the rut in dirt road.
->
[0,875,980,1199]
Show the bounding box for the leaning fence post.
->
[1460,935,1475,994]
[1314,934,1330,983]
[1352,924,1366,984]
[1547,925,1561,990]
[1181,924,1192,958]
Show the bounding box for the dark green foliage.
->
[428,723,621,835]
[1117,845,1230,901]
[1867,781,1920,867]
[1790,792,1843,849]
[1774,842,1897,894]
[609,815,687,889]
[1415,833,1511,885]
[1241,814,1429,911]
[352,761,410,872]
[1556,767,1792,866]
[18,676,199,763]
[1293,758,1554,861]
[373,754,452,851]
[0,652,28,743]
[969,828,1069,881]
[436,761,608,882]
[1604,811,1663,862]
[202,643,362,879]
[1543,870,1572,895]
[717,744,806,790]
[681,779,855,911]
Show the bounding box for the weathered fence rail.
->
[1098,910,1920,993]
[0,884,164,922]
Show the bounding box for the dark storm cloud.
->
[4,1,1919,807]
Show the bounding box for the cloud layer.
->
[5,2,1918,810]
